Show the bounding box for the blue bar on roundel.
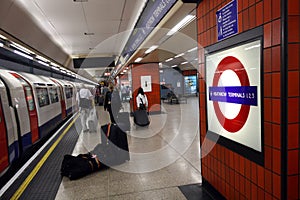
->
[209,86,258,106]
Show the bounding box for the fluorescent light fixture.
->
[181,61,188,65]
[165,58,173,62]
[167,15,196,36]
[11,42,35,55]
[135,57,143,62]
[123,70,127,72]
[0,34,7,40]
[174,53,184,58]
[171,65,177,68]
[187,47,198,52]
[13,50,33,60]
[159,70,163,73]
[36,55,49,63]
[51,66,60,71]
[145,45,158,54]
[38,60,49,66]
[0,42,3,47]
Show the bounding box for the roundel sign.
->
[206,40,261,152]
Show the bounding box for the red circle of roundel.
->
[212,56,250,133]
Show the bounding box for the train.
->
[0,68,96,177]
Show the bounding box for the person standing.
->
[104,84,122,123]
[136,87,148,110]
[76,84,94,132]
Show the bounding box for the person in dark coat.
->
[104,84,122,123]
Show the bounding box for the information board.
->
[216,0,238,41]
[206,40,262,152]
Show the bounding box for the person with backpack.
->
[104,84,122,123]
[136,87,148,110]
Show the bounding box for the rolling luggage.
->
[91,123,130,166]
[133,109,150,127]
[87,108,98,132]
[61,153,103,180]
[115,111,130,132]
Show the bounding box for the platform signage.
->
[206,40,262,152]
[216,0,238,41]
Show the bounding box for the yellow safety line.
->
[11,114,79,200]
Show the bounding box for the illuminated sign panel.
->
[206,40,262,152]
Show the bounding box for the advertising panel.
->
[206,40,262,152]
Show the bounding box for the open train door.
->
[0,92,9,173]
[50,79,66,119]
[10,73,39,143]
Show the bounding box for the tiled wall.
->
[130,63,161,112]
[197,0,300,199]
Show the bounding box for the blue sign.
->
[209,86,258,106]
[216,0,238,41]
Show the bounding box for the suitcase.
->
[115,112,130,132]
[133,109,150,127]
[87,108,98,132]
[91,123,130,166]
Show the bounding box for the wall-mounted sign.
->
[141,75,152,92]
[216,0,238,41]
[206,40,261,152]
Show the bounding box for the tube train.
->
[0,68,95,177]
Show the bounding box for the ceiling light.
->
[0,42,3,47]
[36,55,49,62]
[174,53,184,58]
[171,65,177,68]
[181,61,188,65]
[166,15,196,36]
[11,42,35,55]
[135,57,143,62]
[38,60,49,66]
[13,50,33,60]
[187,47,198,52]
[0,34,7,40]
[84,32,94,36]
[165,58,173,62]
[145,45,158,54]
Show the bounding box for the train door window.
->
[49,87,59,103]
[36,87,50,107]
[65,86,73,99]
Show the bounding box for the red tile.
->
[249,0,255,7]
[288,0,300,15]
[288,150,299,175]
[264,98,272,122]
[288,98,299,123]
[264,73,272,97]
[287,176,299,200]
[263,0,272,23]
[256,1,263,26]
[239,156,245,176]
[265,169,273,193]
[245,158,251,178]
[245,179,251,199]
[242,0,249,10]
[239,175,245,194]
[243,9,250,31]
[272,19,281,46]
[249,5,256,29]
[264,122,272,146]
[272,46,281,72]
[272,173,281,199]
[272,73,281,97]
[272,99,281,124]
[288,124,299,149]
[288,71,300,97]
[257,165,265,189]
[272,149,281,174]
[288,44,299,70]
[272,124,281,149]
[251,162,258,184]
[264,48,272,72]
[288,16,300,43]
[251,183,258,200]
[264,23,272,48]
[238,13,243,32]
[272,0,281,19]
[257,187,264,200]
[265,146,272,170]
[265,192,273,200]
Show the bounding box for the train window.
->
[24,86,35,111]
[65,87,73,99]
[36,87,50,107]
[49,87,59,103]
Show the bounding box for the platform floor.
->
[55,97,206,199]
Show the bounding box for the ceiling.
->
[15,0,198,82]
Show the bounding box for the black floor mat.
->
[178,183,215,200]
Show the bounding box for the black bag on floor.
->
[91,123,130,166]
[133,109,150,127]
[61,153,103,180]
[115,112,130,132]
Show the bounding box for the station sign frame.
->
[204,27,264,165]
